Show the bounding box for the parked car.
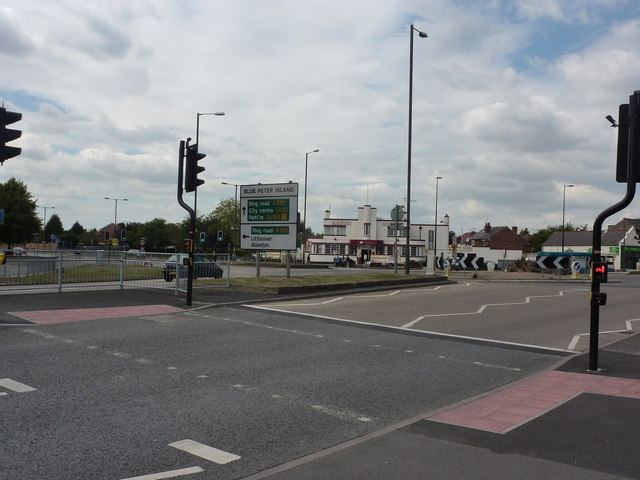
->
[161,254,224,282]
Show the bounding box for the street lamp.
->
[405,24,428,274]
[433,176,442,272]
[194,112,225,218]
[221,181,240,255]
[39,205,55,240]
[303,149,320,263]
[561,184,574,252]
[105,197,127,238]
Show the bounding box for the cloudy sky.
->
[1,0,640,238]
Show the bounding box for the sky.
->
[1,0,640,239]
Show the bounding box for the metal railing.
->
[0,250,230,293]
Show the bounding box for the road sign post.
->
[240,183,299,252]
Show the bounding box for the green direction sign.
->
[251,226,290,235]
[247,198,290,222]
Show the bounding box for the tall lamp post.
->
[405,24,428,274]
[221,181,240,256]
[303,149,320,263]
[40,205,55,241]
[561,184,574,252]
[105,197,127,238]
[195,112,225,218]
[433,176,442,272]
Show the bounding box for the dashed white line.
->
[472,361,522,372]
[169,439,241,465]
[119,466,204,480]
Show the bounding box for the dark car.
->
[161,254,224,282]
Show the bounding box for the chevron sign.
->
[456,253,485,270]
[536,255,570,270]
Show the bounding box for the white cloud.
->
[1,0,639,238]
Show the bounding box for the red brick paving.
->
[428,370,640,433]
[9,305,183,324]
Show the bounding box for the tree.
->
[203,197,239,250]
[69,221,85,236]
[135,218,178,251]
[44,213,64,242]
[0,178,40,247]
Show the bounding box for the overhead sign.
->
[536,255,570,270]
[240,182,298,250]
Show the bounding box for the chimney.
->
[483,222,491,233]
[512,226,518,234]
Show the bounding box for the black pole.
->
[589,91,639,371]
[177,139,195,306]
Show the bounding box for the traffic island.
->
[221,273,452,295]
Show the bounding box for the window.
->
[376,245,385,255]
[410,246,419,257]
[427,230,434,250]
[324,225,347,235]
[386,245,394,255]
[348,245,357,255]
[364,223,370,236]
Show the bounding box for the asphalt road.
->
[252,274,640,352]
[0,301,563,479]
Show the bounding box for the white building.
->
[306,205,450,267]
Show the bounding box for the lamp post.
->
[194,112,225,218]
[105,197,127,239]
[303,149,320,263]
[405,24,428,274]
[221,181,239,256]
[433,176,442,272]
[561,184,574,252]
[40,206,55,240]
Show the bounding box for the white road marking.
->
[402,315,425,329]
[169,439,241,464]
[311,404,373,422]
[119,466,204,480]
[567,328,631,351]
[0,378,36,393]
[472,361,521,372]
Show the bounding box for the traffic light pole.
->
[589,91,639,371]
[177,139,195,306]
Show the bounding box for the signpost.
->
[240,182,298,251]
[536,255,570,270]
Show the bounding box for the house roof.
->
[543,230,624,247]
[469,226,509,241]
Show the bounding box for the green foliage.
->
[0,177,40,247]
[44,213,64,240]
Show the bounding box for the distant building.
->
[463,222,527,266]
[306,205,450,267]
[542,223,640,270]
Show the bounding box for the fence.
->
[0,250,230,293]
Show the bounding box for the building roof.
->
[543,230,624,248]
[469,225,509,241]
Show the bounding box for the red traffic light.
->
[592,262,608,283]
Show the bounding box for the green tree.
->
[0,177,40,247]
[135,218,180,251]
[203,197,239,250]
[44,213,64,241]
[69,221,85,235]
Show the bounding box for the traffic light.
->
[121,229,127,242]
[183,238,191,252]
[615,91,640,183]
[1,107,22,165]
[199,231,206,243]
[217,230,223,241]
[104,231,111,242]
[184,143,206,192]
[592,261,608,283]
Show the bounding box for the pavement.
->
[1,282,639,479]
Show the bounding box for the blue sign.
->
[0,209,4,225]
